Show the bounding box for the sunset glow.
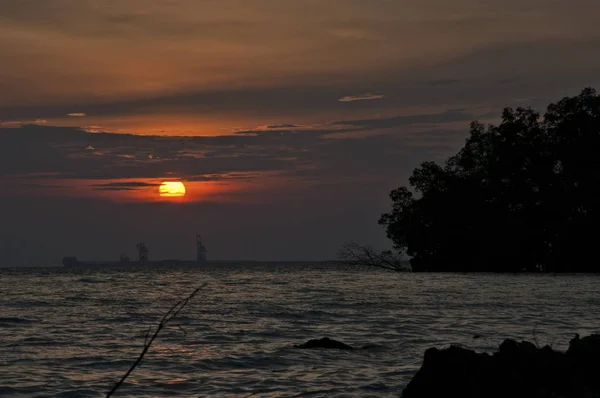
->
[159,181,186,197]
[2,0,600,264]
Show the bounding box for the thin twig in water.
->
[106,286,204,397]
[143,325,152,346]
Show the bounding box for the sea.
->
[1,264,599,398]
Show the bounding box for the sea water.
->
[1,264,599,397]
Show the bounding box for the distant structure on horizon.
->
[136,242,149,264]
[58,236,348,268]
[196,235,207,263]
[63,235,208,268]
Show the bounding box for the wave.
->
[3,268,600,397]
[0,316,35,327]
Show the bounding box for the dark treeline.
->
[379,88,600,272]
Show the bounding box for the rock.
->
[403,334,600,398]
[402,345,495,398]
[567,333,600,360]
[294,337,354,350]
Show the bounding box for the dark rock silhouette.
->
[403,334,600,398]
[294,337,354,350]
[378,87,600,272]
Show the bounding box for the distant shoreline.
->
[0,260,353,268]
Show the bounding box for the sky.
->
[1,0,600,265]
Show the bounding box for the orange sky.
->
[1,0,600,261]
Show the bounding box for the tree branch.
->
[106,285,205,397]
[337,241,408,272]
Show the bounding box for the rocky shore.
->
[403,334,600,398]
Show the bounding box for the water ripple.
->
[1,266,600,396]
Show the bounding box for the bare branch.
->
[106,285,205,397]
[143,325,152,346]
[337,241,408,272]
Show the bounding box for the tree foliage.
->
[379,88,600,272]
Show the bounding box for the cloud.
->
[333,109,478,129]
[93,186,139,191]
[92,181,160,191]
[267,124,299,129]
[0,113,472,189]
[498,77,521,84]
[1,0,600,132]
[0,119,47,127]
[422,79,461,86]
[1,38,598,129]
[66,113,87,117]
[338,94,385,102]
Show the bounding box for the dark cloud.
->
[0,84,347,121]
[2,37,599,125]
[92,181,160,191]
[416,39,600,83]
[0,111,472,186]
[422,79,461,86]
[93,186,139,191]
[0,125,297,180]
[266,124,299,129]
[498,77,521,85]
[93,182,160,187]
[333,109,477,129]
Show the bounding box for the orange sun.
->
[159,181,186,197]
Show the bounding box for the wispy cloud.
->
[66,113,87,117]
[338,94,385,103]
[267,124,298,129]
[0,119,47,127]
[92,181,160,191]
[333,109,478,129]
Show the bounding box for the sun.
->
[159,181,186,197]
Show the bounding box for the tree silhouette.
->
[379,88,600,272]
